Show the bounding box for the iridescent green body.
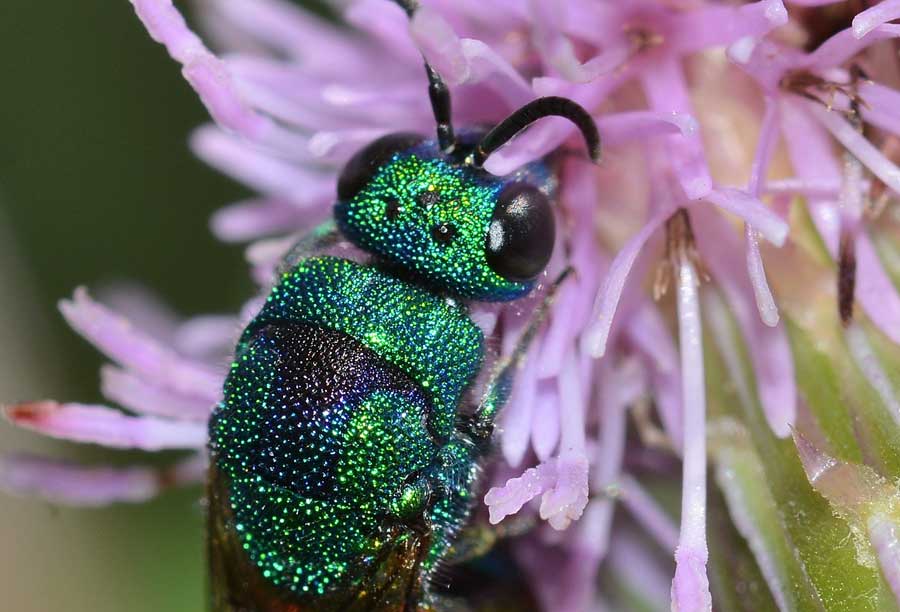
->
[208,134,556,611]
[210,257,484,605]
[336,140,552,301]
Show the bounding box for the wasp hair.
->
[472,96,601,167]
[391,0,457,154]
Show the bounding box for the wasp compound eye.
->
[337,132,425,201]
[485,183,555,282]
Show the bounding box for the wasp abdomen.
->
[211,322,441,595]
[209,257,487,608]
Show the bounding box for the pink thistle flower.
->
[6,1,900,610]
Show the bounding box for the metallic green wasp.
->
[208,1,600,610]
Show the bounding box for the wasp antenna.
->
[390,0,457,153]
[392,0,418,16]
[472,96,601,167]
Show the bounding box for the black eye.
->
[485,183,555,282]
[385,198,401,220]
[337,132,425,202]
[432,223,456,245]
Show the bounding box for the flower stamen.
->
[838,230,857,326]
[836,86,867,328]
[625,26,665,53]
[780,68,870,121]
[631,399,676,453]
[654,208,707,300]
[615,24,666,73]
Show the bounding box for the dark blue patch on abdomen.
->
[211,322,434,502]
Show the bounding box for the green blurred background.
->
[0,2,252,610]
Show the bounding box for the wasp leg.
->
[427,511,541,612]
[466,268,573,445]
[422,594,470,612]
[442,513,536,565]
[276,219,340,276]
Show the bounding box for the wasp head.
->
[334,132,556,301]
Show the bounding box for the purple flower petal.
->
[59,288,223,402]
[210,198,311,243]
[808,103,900,197]
[620,474,680,552]
[527,0,626,84]
[538,165,606,377]
[705,188,788,247]
[641,56,712,199]
[695,208,796,437]
[520,354,592,529]
[672,546,713,612]
[585,360,629,556]
[538,452,590,531]
[585,205,672,358]
[485,458,559,524]
[745,226,779,327]
[626,303,685,450]
[500,347,541,467]
[245,233,296,275]
[557,352,588,455]
[858,81,900,137]
[515,516,606,612]
[345,0,418,64]
[211,0,367,69]
[845,324,900,427]
[671,259,712,612]
[227,61,376,132]
[468,303,500,337]
[94,286,236,363]
[3,402,207,450]
[853,0,900,38]
[531,379,561,461]
[598,111,699,147]
[190,126,334,204]
[409,6,469,84]
[309,128,391,163]
[855,234,900,342]
[173,315,240,361]
[95,283,178,341]
[0,453,205,506]
[100,366,213,422]
[487,354,591,529]
[129,0,271,139]
[763,178,840,197]
[803,24,900,71]
[455,38,534,108]
[745,98,781,326]
[669,0,787,54]
[608,529,674,611]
